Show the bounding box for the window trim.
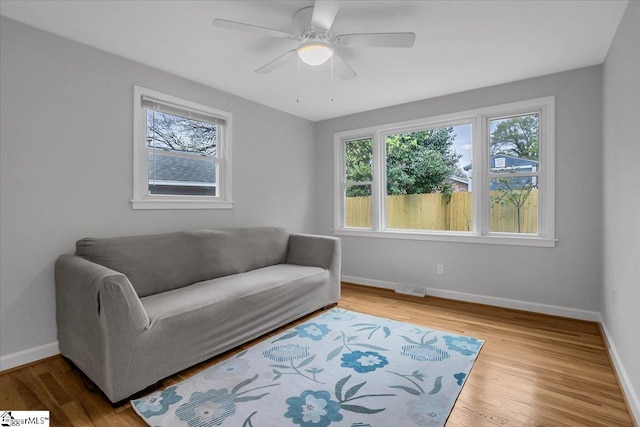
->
[131,86,233,210]
[333,96,556,247]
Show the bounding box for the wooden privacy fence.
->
[346,190,538,233]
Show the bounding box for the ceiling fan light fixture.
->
[297,42,334,66]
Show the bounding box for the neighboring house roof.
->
[463,154,538,171]
[148,151,215,183]
[448,175,469,185]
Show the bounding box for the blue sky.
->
[450,124,472,170]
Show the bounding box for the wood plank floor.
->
[0,283,635,426]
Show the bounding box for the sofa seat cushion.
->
[129,264,331,384]
[140,264,328,324]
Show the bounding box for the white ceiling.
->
[0,0,629,122]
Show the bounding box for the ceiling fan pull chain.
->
[330,55,334,102]
[296,56,301,103]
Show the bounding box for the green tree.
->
[490,115,538,160]
[386,128,460,195]
[345,138,373,197]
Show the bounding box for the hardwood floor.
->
[0,283,635,426]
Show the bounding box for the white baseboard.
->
[342,275,601,321]
[600,320,640,425]
[0,341,59,372]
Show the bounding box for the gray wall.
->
[0,17,316,359]
[602,0,640,414]
[314,66,603,312]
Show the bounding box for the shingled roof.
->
[148,152,215,183]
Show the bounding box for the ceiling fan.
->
[212,1,416,81]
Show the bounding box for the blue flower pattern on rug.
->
[203,354,250,381]
[284,390,343,427]
[263,344,309,362]
[402,344,450,362]
[454,372,466,386]
[133,385,182,418]
[295,323,331,341]
[443,335,482,356]
[175,389,236,427]
[341,351,389,373]
[131,309,484,427]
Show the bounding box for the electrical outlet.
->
[437,264,444,275]
[612,288,615,306]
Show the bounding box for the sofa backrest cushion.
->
[75,227,289,297]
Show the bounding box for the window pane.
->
[489,177,538,233]
[489,113,539,174]
[147,108,218,196]
[147,109,217,156]
[345,185,372,228]
[345,138,373,182]
[148,153,217,196]
[385,125,472,231]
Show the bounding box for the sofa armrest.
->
[55,254,150,400]
[286,234,341,304]
[55,255,149,332]
[286,234,341,271]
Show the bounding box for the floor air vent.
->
[394,285,426,297]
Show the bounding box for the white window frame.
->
[334,96,556,247]
[131,86,233,210]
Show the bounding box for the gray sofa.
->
[55,227,341,402]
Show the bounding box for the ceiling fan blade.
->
[255,50,297,74]
[335,32,416,48]
[212,19,299,40]
[311,1,340,32]
[332,52,357,81]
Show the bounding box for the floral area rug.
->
[131,308,483,427]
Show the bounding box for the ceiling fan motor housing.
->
[301,27,331,43]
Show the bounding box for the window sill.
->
[334,228,556,247]
[131,199,234,210]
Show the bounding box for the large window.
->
[334,97,555,246]
[384,124,473,232]
[132,86,232,209]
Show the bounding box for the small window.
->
[343,137,373,228]
[132,86,232,209]
[488,113,540,234]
